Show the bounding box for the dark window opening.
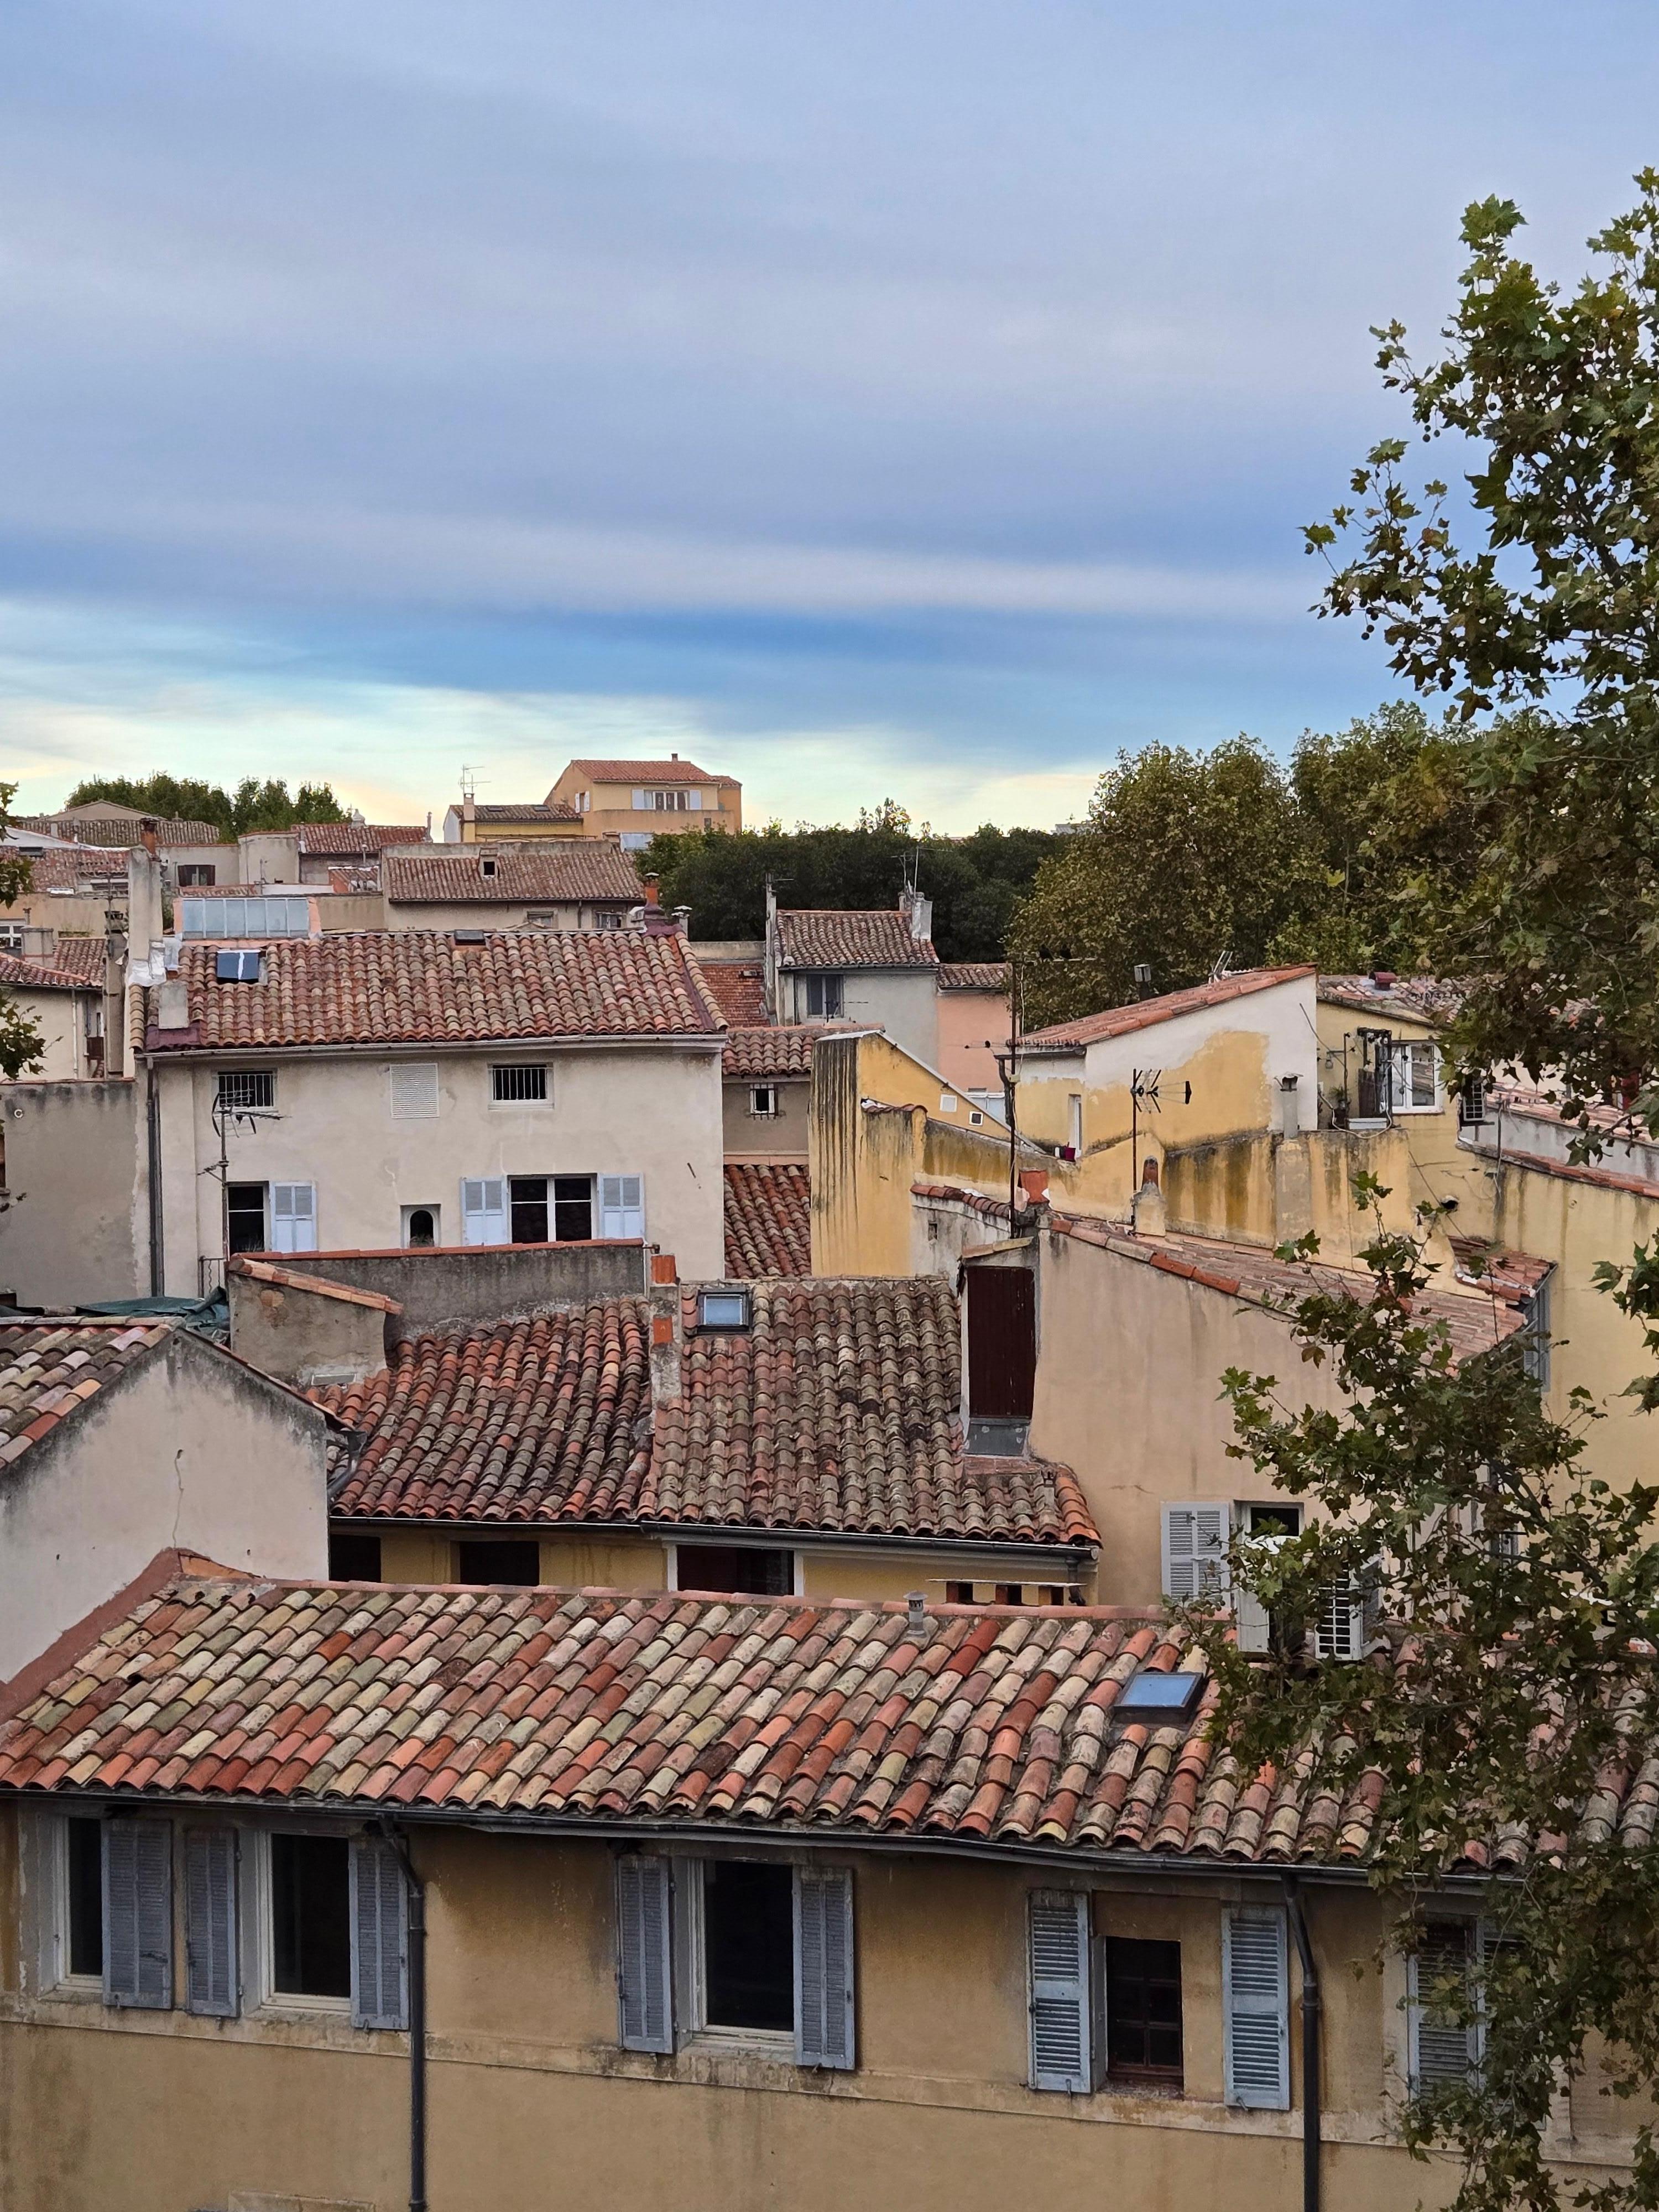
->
[804,974,844,1019]
[1106,1938,1183,2081]
[492,1063,547,1103]
[455,1539,540,1587]
[67,1817,103,1977]
[1244,1505,1301,1538]
[405,1207,436,1248]
[270,1833,351,2000]
[704,1860,794,2032]
[553,1175,594,1241]
[328,1531,382,1582]
[175,864,216,887]
[994,1582,1024,1605]
[226,1183,267,1254]
[676,1545,792,1596]
[509,1177,549,1244]
[945,1580,974,1604]
[966,1267,1036,1420]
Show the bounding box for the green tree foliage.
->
[0,781,44,1079]
[640,799,1061,962]
[1306,173,1659,1129]
[63,774,348,839]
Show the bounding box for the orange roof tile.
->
[384,846,642,905]
[697,961,768,1023]
[1024,967,1313,1048]
[0,1321,170,1471]
[723,1165,812,1279]
[776,910,938,970]
[722,1026,819,1078]
[563,758,737,787]
[296,823,429,855]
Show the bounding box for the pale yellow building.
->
[545,754,743,846]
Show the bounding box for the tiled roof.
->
[722,1026,818,1078]
[914,1182,1526,1368]
[696,961,767,1024]
[564,759,738,788]
[0,949,97,994]
[0,1576,1405,1865]
[1319,974,1467,1026]
[143,930,726,1051]
[228,1257,401,1314]
[1448,1239,1554,1306]
[937,962,1010,992]
[776,910,938,971]
[6,846,129,890]
[1023,967,1314,1049]
[384,846,642,906]
[12,815,222,847]
[297,823,429,856]
[0,1321,169,1472]
[468,803,581,825]
[320,1305,653,1524]
[723,1164,812,1278]
[31,936,109,984]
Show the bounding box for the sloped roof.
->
[12,815,222,847]
[722,1026,818,1078]
[776,910,938,971]
[937,962,1010,992]
[296,823,429,856]
[0,949,98,994]
[562,759,738,787]
[0,1575,1399,1865]
[142,930,726,1051]
[5,847,129,891]
[697,961,766,1024]
[30,936,108,984]
[0,1321,170,1471]
[384,846,642,906]
[1448,1239,1555,1306]
[1319,974,1466,1026]
[1023,967,1314,1049]
[466,803,581,825]
[723,1164,812,1278]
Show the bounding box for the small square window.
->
[401,1204,440,1248]
[176,864,217,887]
[328,1531,382,1582]
[697,1289,751,1331]
[215,948,262,982]
[750,1085,779,1118]
[455,1538,541,1585]
[994,1582,1024,1605]
[945,1580,975,1604]
[216,1069,275,1112]
[480,857,498,879]
[492,1063,549,1103]
[1115,1669,1203,1717]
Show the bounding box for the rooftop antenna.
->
[1206,947,1235,983]
[459,764,487,802]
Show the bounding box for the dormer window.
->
[215,949,262,982]
[696,1289,751,1331]
[480,857,498,880]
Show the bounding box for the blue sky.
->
[3,1,1657,831]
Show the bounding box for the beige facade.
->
[723,1071,810,1161]
[546,760,742,841]
[0,1078,147,1308]
[2,976,103,1083]
[776,964,939,1063]
[936,977,1010,1098]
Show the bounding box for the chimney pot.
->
[642,875,660,907]
[1140,1156,1160,1188]
[1372,970,1397,989]
[651,1315,674,1348]
[906,1592,926,1635]
[1018,1167,1049,1205]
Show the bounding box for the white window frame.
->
[1233,1504,1303,1656]
[674,1858,798,2062]
[461,1176,508,1246]
[244,1826,353,2020]
[1387,1039,1442,1114]
[400,1202,441,1248]
[802,974,844,1020]
[29,1809,106,2000]
[599,1173,645,1239]
[270,1182,318,1256]
[750,1084,780,1119]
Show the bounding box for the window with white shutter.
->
[270,1183,317,1255]
[1410,1922,1479,2090]
[349,1835,408,2031]
[184,1828,239,2017]
[104,1818,173,2010]
[461,1177,508,1246]
[1161,1503,1232,1603]
[794,1867,855,2070]
[389,1063,440,1119]
[1223,1907,1290,2108]
[616,1855,675,2053]
[1028,1888,1101,2093]
[1312,1572,1367,1661]
[599,1174,645,1239]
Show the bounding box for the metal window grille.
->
[492,1063,549,1103]
[216,1070,274,1112]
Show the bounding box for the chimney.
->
[1131,1155,1166,1238]
[155,977,190,1031]
[906,1592,927,1636]
[648,1261,682,1403]
[1018,1167,1049,1207]
[1277,1073,1302,1137]
[139,816,159,859]
[1371,971,1397,990]
[643,874,660,908]
[126,844,165,982]
[904,890,933,944]
[462,791,476,830]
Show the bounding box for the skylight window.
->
[697,1289,752,1331]
[215,949,262,982]
[1115,1670,1202,1719]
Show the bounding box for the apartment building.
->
[546,755,743,847]
[766,892,940,1063]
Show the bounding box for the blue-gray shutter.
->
[184,1828,238,2017]
[349,1835,408,2030]
[1411,1922,1478,2089]
[103,1818,173,2010]
[616,1855,674,2053]
[794,1866,855,2069]
[1224,1907,1290,2108]
[1029,1889,1094,2091]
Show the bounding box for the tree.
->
[63,774,348,838]
[1305,173,1659,1132]
[0,782,44,1079]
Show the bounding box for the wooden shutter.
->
[966,1266,1036,1418]
[349,1835,408,2030]
[1161,1503,1231,1603]
[795,1866,855,2070]
[103,1818,173,2010]
[184,1828,238,2017]
[599,1175,645,1239]
[616,1855,674,2053]
[1410,1923,1478,2089]
[271,1183,317,1255]
[1223,1907,1290,2108]
[1028,1889,1096,2092]
[461,1177,507,1246]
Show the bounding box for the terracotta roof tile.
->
[776,910,938,971]
[564,759,737,787]
[28,936,109,985]
[0,1321,169,1472]
[697,962,767,1024]
[467,803,581,825]
[722,1026,821,1078]
[385,846,642,906]
[12,816,222,847]
[723,1165,812,1277]
[1318,974,1467,1026]
[296,824,429,856]
[6,847,129,891]
[1448,1238,1555,1305]
[0,949,98,994]
[937,963,1010,991]
[1024,967,1314,1048]
[144,930,726,1050]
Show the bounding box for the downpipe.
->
[1283,1875,1322,2212]
[380,1822,429,2212]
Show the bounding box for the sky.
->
[3,1,1658,833]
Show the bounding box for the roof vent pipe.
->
[906,1592,926,1635]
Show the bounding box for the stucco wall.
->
[723,1073,810,1161]
[0,1333,329,1681]
[5,985,93,1084]
[936,984,1009,1095]
[782,968,937,1063]
[153,1043,724,1295]
[269,1241,649,1339]
[383,900,629,932]
[229,1272,393,1384]
[0,1077,145,1307]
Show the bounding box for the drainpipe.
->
[379,1822,428,2212]
[145,1060,164,1296]
[1283,1875,1322,2212]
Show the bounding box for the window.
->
[190,901,306,941]
[995,1582,1024,1605]
[401,1204,439,1248]
[803,974,844,1019]
[1027,1890,1102,2092]
[175,864,217,887]
[1312,1571,1368,1661]
[1233,1503,1302,1655]
[328,1531,382,1581]
[479,857,498,879]
[632,787,698,812]
[270,1183,317,1256]
[945,1580,974,1604]
[696,1288,750,1331]
[749,1084,780,1118]
[226,1183,267,1254]
[0,922,23,951]
[1223,1908,1290,2108]
[461,1177,507,1245]
[1106,1938,1183,2083]
[1410,1921,1504,2090]
[1387,1039,1442,1113]
[1160,1503,1230,1601]
[455,1539,540,1586]
[270,1834,351,2000]
[389,1063,439,1119]
[599,1174,644,1239]
[492,1063,549,1104]
[1068,1094,1083,1154]
[215,947,263,981]
[510,1176,549,1243]
[1521,1279,1552,1390]
[674,1545,792,1595]
[704,1860,792,2031]
[556,1175,596,1240]
[596,909,624,930]
[576,791,589,813]
[525,909,561,928]
[1115,1670,1202,1718]
[216,1069,274,1112]
[65,1816,104,1980]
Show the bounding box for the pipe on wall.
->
[1282,1874,1322,2212]
[380,1822,429,2212]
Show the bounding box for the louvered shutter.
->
[1411,1923,1478,2089]
[184,1829,238,2017]
[104,1818,173,2010]
[349,1835,408,2030]
[1161,1503,1231,1602]
[1029,1889,1095,2092]
[795,1867,855,2069]
[616,1855,674,2053]
[1224,1907,1290,2108]
[461,1177,507,1246]
[599,1175,645,1239]
[1313,1573,1366,1661]
[271,1183,317,1255]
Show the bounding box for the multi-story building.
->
[545,755,743,848]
